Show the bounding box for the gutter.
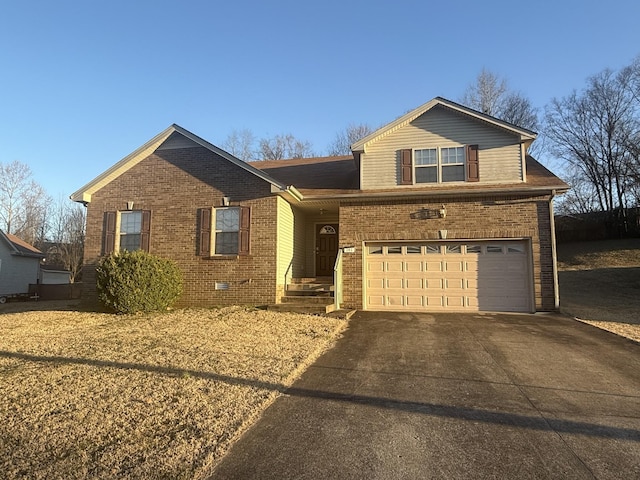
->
[549,190,560,310]
[301,185,569,202]
[272,185,304,202]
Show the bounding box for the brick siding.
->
[338,195,556,311]
[83,147,279,307]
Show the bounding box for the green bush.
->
[96,250,183,314]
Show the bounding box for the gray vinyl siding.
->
[361,106,524,189]
[0,245,40,295]
[156,132,200,150]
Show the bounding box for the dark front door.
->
[316,224,339,276]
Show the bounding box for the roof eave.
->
[300,185,568,202]
[351,97,537,153]
[71,124,287,204]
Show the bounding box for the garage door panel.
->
[386,278,403,289]
[386,295,405,306]
[365,241,531,312]
[445,296,465,307]
[445,278,464,289]
[445,261,464,272]
[405,296,424,307]
[386,261,404,272]
[405,261,424,272]
[367,295,385,307]
[405,278,424,289]
[425,296,444,306]
[368,260,385,273]
[425,261,444,271]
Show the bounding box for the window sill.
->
[205,255,240,260]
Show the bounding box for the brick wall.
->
[338,194,556,311]
[83,147,279,307]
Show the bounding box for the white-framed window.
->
[213,207,240,255]
[414,146,465,183]
[102,210,151,255]
[197,205,250,257]
[119,211,143,252]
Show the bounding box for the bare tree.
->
[222,129,256,161]
[327,123,374,155]
[545,67,639,232]
[461,68,539,131]
[461,69,508,117]
[0,160,51,244]
[555,167,603,214]
[258,134,314,160]
[47,197,85,282]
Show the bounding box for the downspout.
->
[549,190,560,310]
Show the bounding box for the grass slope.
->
[558,238,640,341]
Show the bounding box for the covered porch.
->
[275,197,343,312]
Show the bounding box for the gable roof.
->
[70,124,289,203]
[351,96,537,153]
[0,231,45,258]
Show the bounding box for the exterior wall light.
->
[439,205,447,218]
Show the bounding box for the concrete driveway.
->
[209,312,640,479]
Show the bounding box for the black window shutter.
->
[102,211,116,255]
[467,144,479,182]
[239,206,250,256]
[401,149,413,185]
[140,210,151,252]
[198,208,211,256]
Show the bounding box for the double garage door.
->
[365,240,532,312]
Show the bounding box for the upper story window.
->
[401,144,478,185]
[414,147,465,183]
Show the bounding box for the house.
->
[71,97,568,313]
[0,230,45,301]
[40,268,72,285]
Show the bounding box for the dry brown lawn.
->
[558,238,640,342]
[0,303,347,479]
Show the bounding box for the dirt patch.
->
[557,238,640,341]
[0,306,347,479]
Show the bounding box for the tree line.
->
[221,124,375,161]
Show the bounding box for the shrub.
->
[96,250,183,314]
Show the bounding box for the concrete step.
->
[289,277,333,284]
[286,285,334,296]
[266,304,331,315]
[280,295,334,305]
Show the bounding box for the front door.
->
[316,224,339,276]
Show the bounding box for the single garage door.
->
[365,241,532,312]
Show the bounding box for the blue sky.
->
[1,0,639,201]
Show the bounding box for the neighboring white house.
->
[0,230,45,299]
[40,268,72,284]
